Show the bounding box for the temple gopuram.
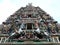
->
[0,3,60,45]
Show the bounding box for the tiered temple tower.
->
[0,3,60,45]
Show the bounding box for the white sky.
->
[0,0,60,24]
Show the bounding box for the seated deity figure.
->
[33,21,49,39]
[9,22,25,39]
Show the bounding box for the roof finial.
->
[28,3,32,6]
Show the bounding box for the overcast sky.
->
[0,0,60,24]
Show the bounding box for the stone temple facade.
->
[0,3,60,45]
